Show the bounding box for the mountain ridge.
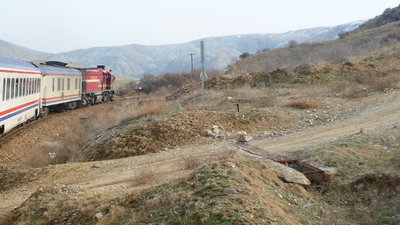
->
[0,21,363,78]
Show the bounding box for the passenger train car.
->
[0,56,116,135]
[37,62,82,113]
[0,56,42,134]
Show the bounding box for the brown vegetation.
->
[285,98,318,109]
[21,98,172,167]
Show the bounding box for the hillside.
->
[344,4,400,36]
[0,21,362,78]
[239,5,400,73]
[0,40,48,60]
[240,20,400,73]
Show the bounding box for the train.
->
[0,56,115,134]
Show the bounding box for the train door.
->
[61,78,65,100]
[102,72,106,90]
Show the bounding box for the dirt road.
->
[253,94,400,153]
[1,92,400,217]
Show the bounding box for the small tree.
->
[239,52,251,59]
[288,40,298,48]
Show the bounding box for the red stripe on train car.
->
[0,100,39,116]
[0,69,40,75]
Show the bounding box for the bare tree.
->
[288,40,298,48]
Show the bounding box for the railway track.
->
[0,115,52,145]
[0,97,137,145]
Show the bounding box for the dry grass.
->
[130,170,157,186]
[335,81,367,98]
[181,86,277,112]
[369,74,400,91]
[285,98,318,109]
[26,98,173,168]
[183,156,203,170]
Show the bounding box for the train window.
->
[21,78,24,97]
[15,79,19,98]
[11,78,15,99]
[57,78,60,91]
[62,78,65,91]
[29,78,32,95]
[67,78,70,90]
[37,79,40,93]
[52,78,55,92]
[18,78,22,97]
[27,78,29,95]
[31,78,34,95]
[26,78,29,95]
[33,78,35,94]
[6,78,10,100]
[24,78,27,96]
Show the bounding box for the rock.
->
[237,135,253,142]
[95,212,103,219]
[227,96,233,101]
[48,152,56,159]
[223,188,236,194]
[263,131,272,136]
[200,129,213,137]
[91,164,103,169]
[211,125,220,134]
[264,159,311,186]
[237,131,247,136]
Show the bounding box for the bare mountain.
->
[0,39,48,60]
[240,5,400,73]
[0,21,362,78]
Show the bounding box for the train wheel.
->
[41,107,49,118]
[80,98,88,107]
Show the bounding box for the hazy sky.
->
[1,0,398,53]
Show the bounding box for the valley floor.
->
[0,87,399,224]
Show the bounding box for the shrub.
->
[335,81,366,98]
[285,98,318,109]
[183,156,202,170]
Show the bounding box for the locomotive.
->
[0,56,115,134]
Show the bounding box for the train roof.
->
[36,64,82,76]
[0,56,40,73]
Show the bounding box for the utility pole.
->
[188,53,195,73]
[200,41,207,110]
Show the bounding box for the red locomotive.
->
[79,65,115,106]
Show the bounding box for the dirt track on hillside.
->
[1,92,400,217]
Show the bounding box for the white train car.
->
[37,62,82,113]
[0,56,42,134]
